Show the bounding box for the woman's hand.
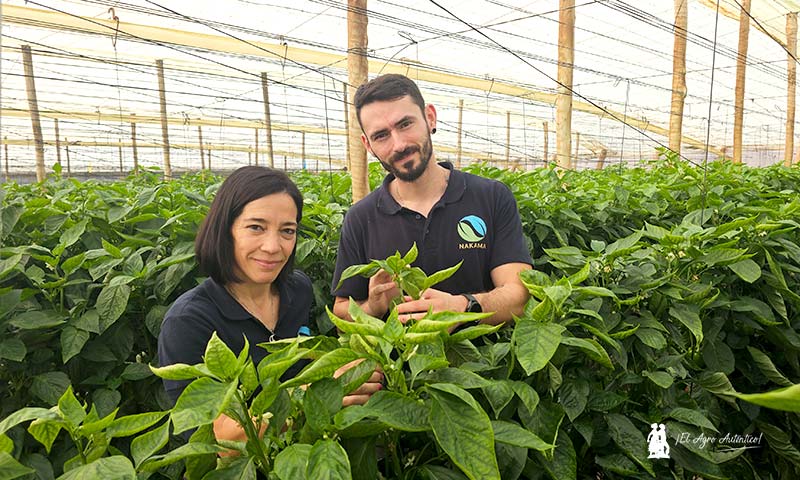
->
[334,359,384,406]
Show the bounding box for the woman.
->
[158,166,381,443]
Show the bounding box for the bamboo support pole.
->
[786,12,797,167]
[54,118,62,166]
[343,81,350,171]
[505,111,511,167]
[543,121,549,165]
[131,114,139,173]
[301,131,306,169]
[254,128,260,166]
[260,72,274,167]
[156,59,172,178]
[456,99,464,168]
[556,0,575,169]
[347,0,369,202]
[65,138,71,176]
[118,140,123,172]
[21,45,46,182]
[4,139,9,182]
[669,0,688,155]
[596,148,607,169]
[197,125,205,169]
[733,0,751,164]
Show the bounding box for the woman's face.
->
[230,192,298,287]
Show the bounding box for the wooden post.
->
[596,148,607,169]
[118,140,123,173]
[254,128,260,166]
[556,0,575,169]
[3,138,9,182]
[505,110,511,168]
[786,12,797,167]
[131,114,139,173]
[54,118,62,166]
[669,0,688,155]
[156,59,172,178]
[733,0,751,164]
[260,72,274,167]
[347,0,369,202]
[21,45,45,182]
[343,82,351,171]
[456,99,464,168]
[65,138,71,176]
[543,121,549,165]
[248,151,252,166]
[574,132,580,168]
[207,149,211,170]
[197,125,205,169]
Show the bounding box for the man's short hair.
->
[354,74,426,129]
[195,166,303,286]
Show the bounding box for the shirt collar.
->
[205,276,294,322]
[376,161,465,215]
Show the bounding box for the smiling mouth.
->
[254,259,282,268]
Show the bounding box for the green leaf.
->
[732,385,800,412]
[150,362,210,381]
[61,253,86,276]
[492,420,553,451]
[728,259,761,283]
[305,378,343,433]
[560,337,613,370]
[635,328,666,349]
[669,303,703,345]
[559,378,589,421]
[204,332,240,380]
[422,261,463,291]
[327,308,383,337]
[274,443,312,480]
[58,386,86,428]
[306,438,351,480]
[0,338,26,362]
[0,254,23,281]
[54,219,89,257]
[748,347,793,387]
[428,383,500,480]
[605,413,653,476]
[171,378,238,434]
[139,443,225,472]
[0,408,59,436]
[701,339,735,375]
[9,310,66,330]
[700,247,746,266]
[0,452,36,479]
[131,420,169,467]
[27,419,62,454]
[342,436,379,480]
[282,348,361,388]
[106,411,168,438]
[402,242,418,264]
[31,372,71,405]
[594,454,638,475]
[337,262,381,289]
[642,370,673,389]
[513,321,565,375]
[61,326,90,363]
[667,408,718,432]
[95,284,130,332]
[416,465,470,480]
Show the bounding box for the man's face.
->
[359,96,435,182]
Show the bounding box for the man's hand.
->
[334,359,384,407]
[364,269,401,318]
[395,288,469,323]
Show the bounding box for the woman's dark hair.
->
[195,166,303,286]
[354,74,426,130]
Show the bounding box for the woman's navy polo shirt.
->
[157,270,313,406]
[331,162,532,301]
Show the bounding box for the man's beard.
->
[376,132,433,182]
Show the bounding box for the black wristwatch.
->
[461,293,482,313]
[452,293,482,334]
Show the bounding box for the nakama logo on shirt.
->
[457,215,487,250]
[457,215,486,242]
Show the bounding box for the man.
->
[331,74,532,328]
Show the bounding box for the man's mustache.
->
[389,146,420,164]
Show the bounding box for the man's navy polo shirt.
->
[158,270,313,406]
[331,162,532,300]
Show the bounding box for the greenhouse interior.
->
[1,1,799,479]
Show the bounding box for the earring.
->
[431,127,437,134]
